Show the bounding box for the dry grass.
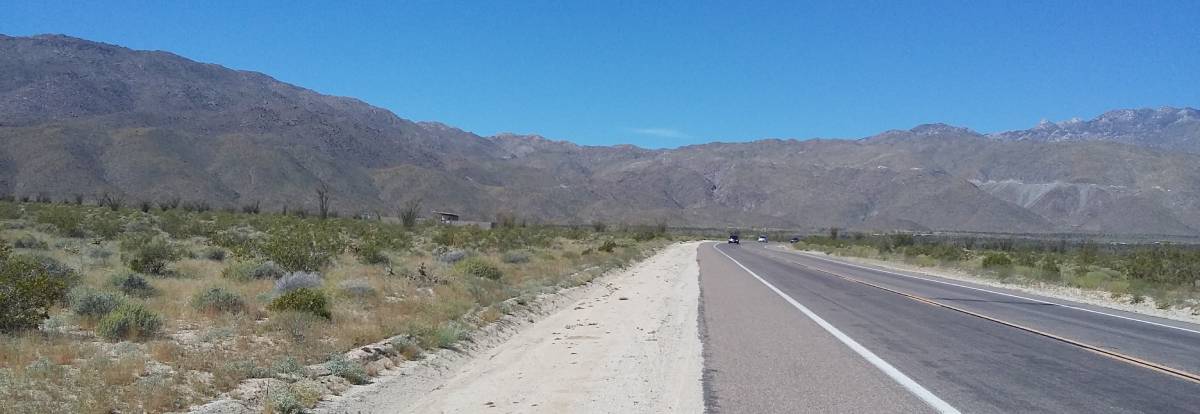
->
[0,201,668,412]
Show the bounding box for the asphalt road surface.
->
[699,242,1200,413]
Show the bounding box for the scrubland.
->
[0,198,668,413]
[792,231,1200,313]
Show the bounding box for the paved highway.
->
[699,242,1200,413]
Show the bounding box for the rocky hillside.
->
[992,107,1200,154]
[1,34,1198,235]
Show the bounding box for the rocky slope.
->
[1,34,1197,235]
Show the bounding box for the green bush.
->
[121,235,181,275]
[598,240,618,253]
[981,253,1013,268]
[325,353,369,385]
[355,242,389,265]
[96,303,163,341]
[501,250,530,264]
[12,235,47,250]
[259,224,344,271]
[68,286,125,317]
[192,287,246,314]
[222,260,287,282]
[267,288,331,319]
[34,206,85,238]
[109,273,156,298]
[0,255,70,332]
[456,257,503,280]
[0,239,9,261]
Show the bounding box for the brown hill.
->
[1,34,1197,235]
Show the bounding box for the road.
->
[699,242,1200,413]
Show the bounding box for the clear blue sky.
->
[3,1,1198,147]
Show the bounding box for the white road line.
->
[712,244,961,414]
[784,249,1200,336]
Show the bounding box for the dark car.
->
[789,237,800,243]
[728,235,740,244]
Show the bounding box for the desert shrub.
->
[204,248,227,261]
[192,287,245,314]
[0,203,21,220]
[96,303,163,341]
[68,286,125,317]
[267,288,331,319]
[355,242,389,265]
[34,206,85,237]
[0,239,9,260]
[259,223,344,271]
[12,234,47,250]
[223,260,287,282]
[337,278,376,298]
[267,385,304,414]
[29,255,81,287]
[121,235,181,275]
[273,272,323,295]
[271,356,306,378]
[981,253,1013,269]
[109,273,157,298]
[411,321,468,349]
[456,257,503,280]
[501,250,530,264]
[598,240,618,253]
[389,336,422,359]
[437,249,468,264]
[325,353,369,385]
[209,226,260,258]
[0,255,70,332]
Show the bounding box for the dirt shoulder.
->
[317,242,705,413]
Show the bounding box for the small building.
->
[433,211,460,224]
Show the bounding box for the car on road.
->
[757,235,768,243]
[728,235,740,244]
[789,237,800,243]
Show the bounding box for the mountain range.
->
[1,34,1198,235]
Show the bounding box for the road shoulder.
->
[318,242,705,413]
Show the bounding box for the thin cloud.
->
[629,127,691,139]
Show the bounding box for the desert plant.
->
[325,353,369,384]
[12,234,48,250]
[0,239,9,261]
[109,273,157,298]
[437,249,468,264]
[204,248,227,261]
[398,198,422,228]
[591,221,607,232]
[982,253,1013,269]
[337,278,376,298]
[598,240,618,253]
[192,287,245,314]
[456,257,503,280]
[121,235,181,275]
[241,200,261,214]
[96,302,163,341]
[222,260,286,281]
[68,286,125,317]
[98,192,124,211]
[315,182,331,220]
[273,272,323,295]
[259,224,343,271]
[159,197,181,211]
[501,250,530,264]
[0,255,70,332]
[355,242,389,265]
[267,288,331,319]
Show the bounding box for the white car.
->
[756,236,768,243]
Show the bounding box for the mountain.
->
[1,34,1198,235]
[992,107,1200,154]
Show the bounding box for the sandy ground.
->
[321,242,704,414]
[779,246,1200,325]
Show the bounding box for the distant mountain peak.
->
[992,106,1200,153]
[909,123,976,136]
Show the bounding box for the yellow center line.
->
[802,264,1200,385]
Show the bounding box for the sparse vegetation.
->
[792,233,1200,310]
[0,199,666,412]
